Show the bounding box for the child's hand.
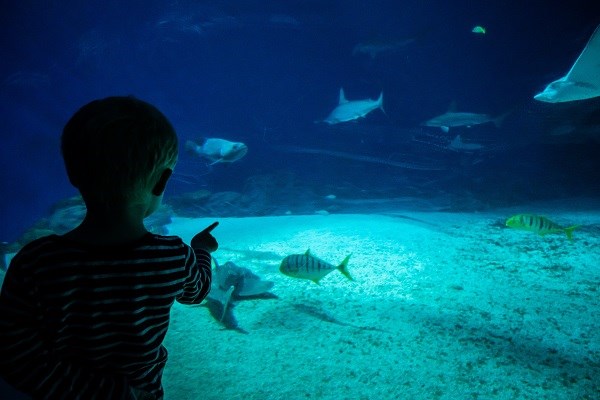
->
[191,221,219,253]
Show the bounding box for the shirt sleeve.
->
[0,258,135,400]
[176,244,212,305]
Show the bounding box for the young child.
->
[0,96,217,399]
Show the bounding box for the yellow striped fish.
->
[506,214,578,240]
[279,250,352,284]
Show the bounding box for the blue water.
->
[1,1,599,399]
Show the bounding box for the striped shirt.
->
[0,233,212,400]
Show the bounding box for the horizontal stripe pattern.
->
[0,233,211,399]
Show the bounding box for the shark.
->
[322,88,385,124]
[535,24,600,103]
[422,103,508,132]
[448,135,484,152]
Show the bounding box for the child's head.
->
[61,96,178,208]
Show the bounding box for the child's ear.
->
[152,168,173,196]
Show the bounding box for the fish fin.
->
[209,159,222,166]
[304,249,311,256]
[337,254,353,281]
[447,101,458,112]
[311,278,321,285]
[564,225,579,241]
[220,286,235,322]
[441,126,450,133]
[339,88,348,104]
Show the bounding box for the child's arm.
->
[0,263,136,399]
[177,221,218,304]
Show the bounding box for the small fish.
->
[472,26,486,34]
[506,214,579,240]
[185,138,248,164]
[322,88,384,125]
[280,250,352,284]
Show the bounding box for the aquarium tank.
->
[1,1,599,399]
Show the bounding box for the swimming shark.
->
[322,88,385,124]
[422,104,508,132]
[185,138,248,164]
[535,24,600,103]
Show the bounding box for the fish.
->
[279,249,352,284]
[185,138,248,164]
[422,103,508,132]
[322,88,384,124]
[448,135,484,152]
[471,26,486,34]
[204,259,277,333]
[506,214,579,240]
[352,38,415,59]
[534,24,600,103]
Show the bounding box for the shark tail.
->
[492,111,511,128]
[377,91,386,116]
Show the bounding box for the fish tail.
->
[377,91,386,115]
[220,285,235,322]
[337,254,353,281]
[184,140,198,152]
[493,111,511,128]
[564,225,579,241]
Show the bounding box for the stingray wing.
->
[566,24,600,85]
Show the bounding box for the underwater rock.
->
[168,190,212,218]
[1,197,174,265]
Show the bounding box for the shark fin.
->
[339,88,348,104]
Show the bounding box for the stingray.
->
[204,259,277,333]
[535,24,600,103]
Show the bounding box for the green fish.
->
[506,214,578,240]
[472,26,486,34]
[280,250,352,284]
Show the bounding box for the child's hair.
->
[61,96,178,205]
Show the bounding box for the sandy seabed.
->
[161,202,599,400]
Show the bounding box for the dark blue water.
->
[1,0,599,241]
